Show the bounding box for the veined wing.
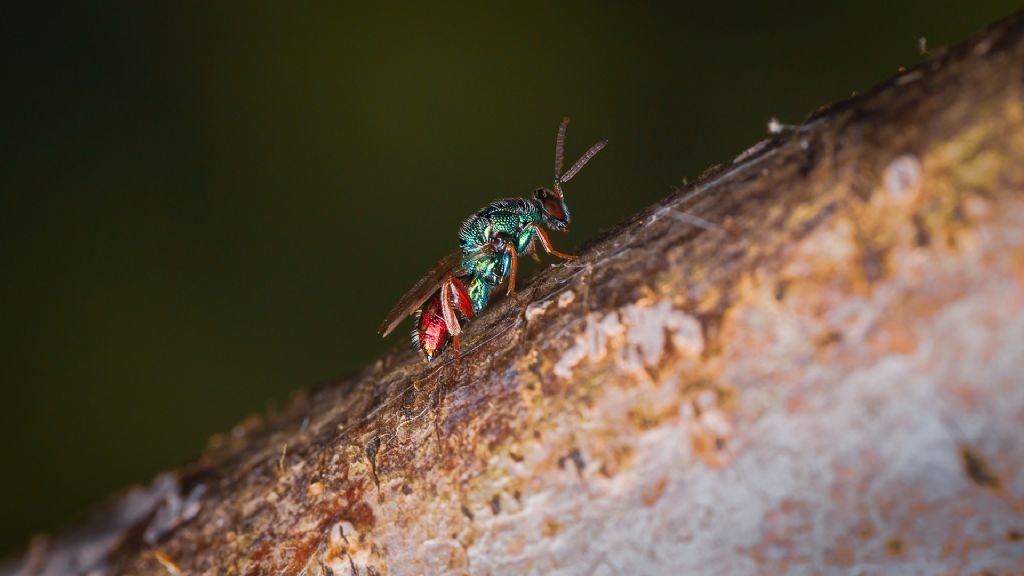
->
[378,250,466,337]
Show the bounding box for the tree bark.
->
[7,12,1024,576]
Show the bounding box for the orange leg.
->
[440,279,464,374]
[530,223,578,260]
[504,241,523,306]
[439,280,462,336]
[452,333,460,374]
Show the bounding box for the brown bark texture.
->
[7,13,1024,576]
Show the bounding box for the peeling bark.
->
[7,12,1024,576]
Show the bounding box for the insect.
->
[378,117,606,370]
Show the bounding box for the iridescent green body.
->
[458,198,558,312]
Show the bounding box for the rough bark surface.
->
[6,13,1024,576]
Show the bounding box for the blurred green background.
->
[2,1,1018,556]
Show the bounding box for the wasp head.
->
[535,187,570,231]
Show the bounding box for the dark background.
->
[2,1,1018,557]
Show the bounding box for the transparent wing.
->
[378,250,465,337]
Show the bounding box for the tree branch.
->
[7,12,1024,575]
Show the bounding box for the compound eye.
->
[543,197,566,221]
[534,188,548,200]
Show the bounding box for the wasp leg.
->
[528,223,578,260]
[451,333,461,374]
[440,279,464,374]
[441,276,476,374]
[439,280,462,335]
[503,241,524,307]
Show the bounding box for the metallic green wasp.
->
[379,118,606,369]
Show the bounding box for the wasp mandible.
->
[378,118,606,370]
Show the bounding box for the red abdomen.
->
[415,293,449,360]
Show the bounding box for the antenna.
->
[559,139,607,185]
[552,117,606,197]
[554,116,569,181]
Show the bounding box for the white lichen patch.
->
[557,289,576,309]
[553,311,623,379]
[525,299,552,323]
[883,154,923,203]
[622,300,704,366]
[418,538,469,574]
[782,216,859,280]
[319,520,380,576]
[554,300,704,380]
[697,405,733,439]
